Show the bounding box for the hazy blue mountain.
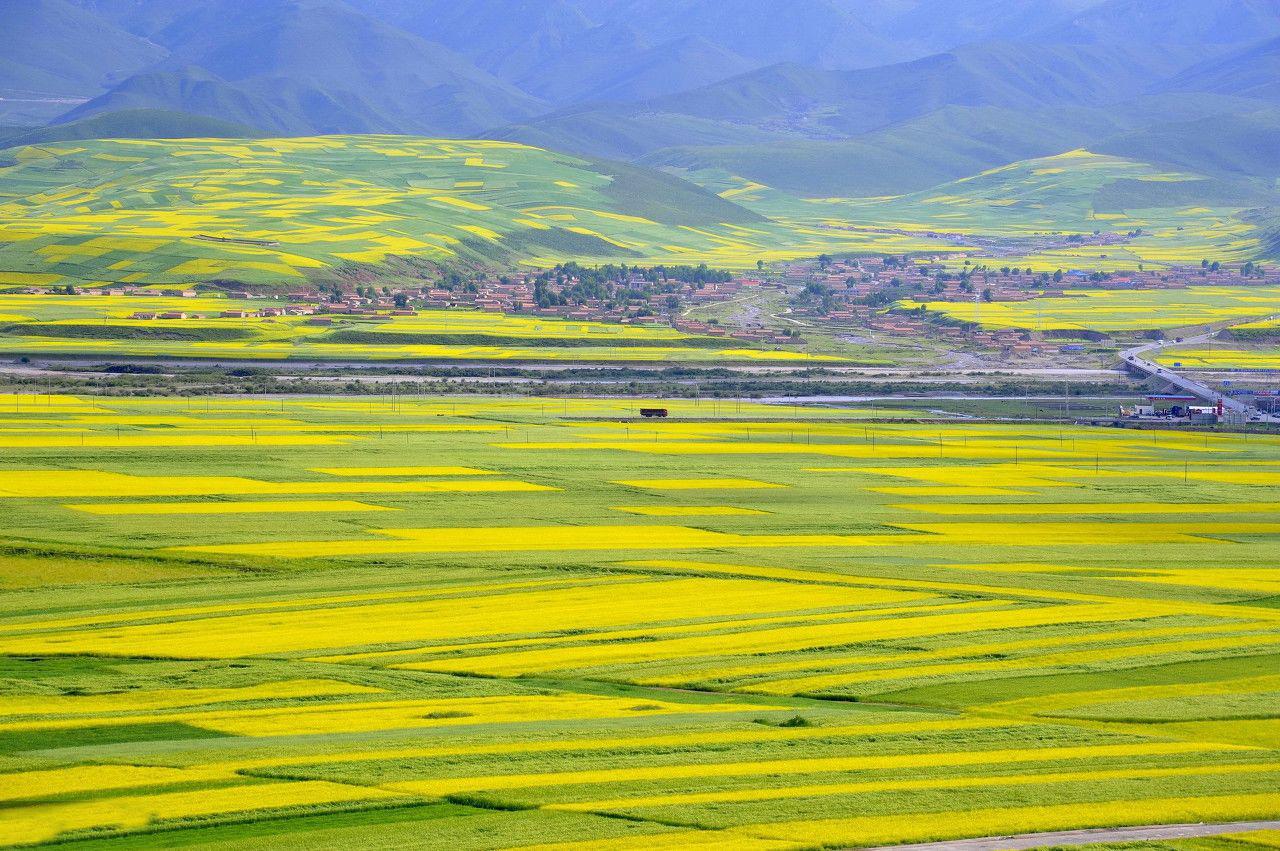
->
[1041,0,1280,47]
[60,66,351,135]
[515,30,758,105]
[0,108,260,149]
[58,67,281,130]
[347,0,599,82]
[64,0,211,36]
[60,0,546,135]
[606,0,907,69]
[494,40,1201,157]
[8,0,1277,203]
[1094,108,1280,179]
[660,41,1195,130]
[492,108,792,161]
[639,94,1279,197]
[641,105,1099,196]
[871,0,1102,55]
[0,0,165,96]
[1157,37,1280,103]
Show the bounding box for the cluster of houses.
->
[776,257,1280,359]
[818,304,1044,355]
[408,275,769,322]
[787,257,1277,305]
[671,317,798,345]
[105,271,780,330]
[20,257,1277,362]
[1122,396,1225,425]
[130,305,318,321]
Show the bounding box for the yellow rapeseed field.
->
[3,395,1280,847]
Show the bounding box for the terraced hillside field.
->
[0,136,959,290]
[0,139,1270,294]
[691,150,1274,273]
[0,294,826,364]
[2,395,1280,847]
[1229,318,1280,341]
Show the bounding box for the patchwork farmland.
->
[0,294,826,364]
[0,136,957,290]
[0,139,1267,296]
[2,394,1280,847]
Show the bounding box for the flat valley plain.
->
[2,394,1280,848]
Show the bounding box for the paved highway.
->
[1120,327,1279,424]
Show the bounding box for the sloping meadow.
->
[0,136,955,291]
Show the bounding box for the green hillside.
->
[0,135,953,289]
[0,109,261,150]
[1093,108,1280,179]
[640,95,1274,198]
[689,149,1276,271]
[56,67,293,135]
[641,106,1098,197]
[0,136,1271,291]
[1158,36,1280,103]
[490,108,790,162]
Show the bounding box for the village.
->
[781,255,1278,356]
[16,255,1276,359]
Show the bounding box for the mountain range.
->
[3,0,1279,198]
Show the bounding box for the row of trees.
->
[529,262,733,310]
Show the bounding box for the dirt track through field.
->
[861,820,1280,851]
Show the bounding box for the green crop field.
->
[0,139,1269,295]
[0,294,829,364]
[2,394,1280,847]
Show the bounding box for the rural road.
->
[0,357,1123,380]
[1121,328,1279,423]
[862,819,1280,851]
